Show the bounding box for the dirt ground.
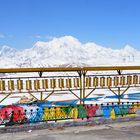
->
[1,121,140,140]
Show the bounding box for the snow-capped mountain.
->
[0,45,17,57]
[0,36,140,68]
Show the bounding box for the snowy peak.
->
[123,44,138,55]
[34,36,81,49]
[0,36,140,68]
[50,36,81,46]
[0,45,17,57]
[33,36,86,62]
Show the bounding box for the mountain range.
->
[0,36,140,68]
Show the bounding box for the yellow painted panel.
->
[55,107,67,118]
[43,107,67,120]
[69,108,78,119]
[133,104,140,109]
[43,108,55,120]
[110,109,116,120]
[126,114,136,117]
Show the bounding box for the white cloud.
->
[34,35,55,40]
[0,33,5,38]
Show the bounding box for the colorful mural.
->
[0,102,140,125]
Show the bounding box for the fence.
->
[1,66,140,104]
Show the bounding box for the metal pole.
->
[78,71,83,104]
[82,71,87,104]
[118,87,121,103]
[40,91,43,101]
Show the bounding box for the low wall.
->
[0,102,140,133]
[1,116,140,133]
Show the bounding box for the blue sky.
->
[0,0,140,50]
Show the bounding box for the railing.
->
[0,66,140,104]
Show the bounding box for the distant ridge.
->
[0,36,140,68]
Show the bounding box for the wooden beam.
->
[0,93,12,103]
[0,66,140,73]
[69,89,80,100]
[0,67,82,73]
[84,66,140,71]
[28,92,38,100]
[43,91,54,101]
[85,88,96,99]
